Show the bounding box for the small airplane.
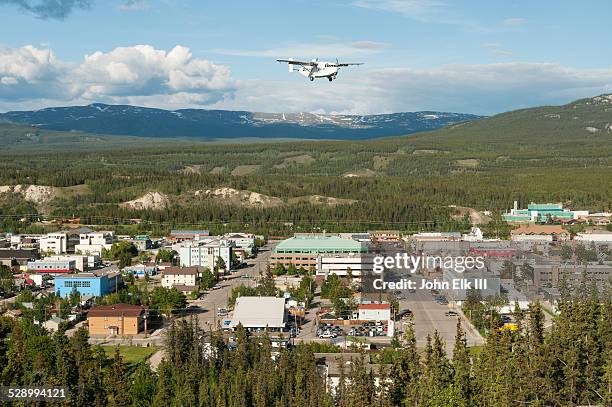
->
[276,58,363,82]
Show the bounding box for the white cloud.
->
[503,17,528,27]
[210,63,612,116]
[2,44,612,116]
[352,0,447,20]
[0,44,236,104]
[482,43,513,57]
[213,40,390,59]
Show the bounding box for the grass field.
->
[101,345,158,365]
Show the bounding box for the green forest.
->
[1,289,611,406]
[0,95,611,236]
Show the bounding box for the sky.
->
[1,0,611,115]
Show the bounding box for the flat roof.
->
[170,230,209,235]
[162,266,200,276]
[358,303,390,310]
[274,236,366,253]
[230,296,287,328]
[54,269,120,278]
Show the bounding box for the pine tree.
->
[452,319,471,405]
[105,347,130,407]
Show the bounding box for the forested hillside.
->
[0,95,610,235]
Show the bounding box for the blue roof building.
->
[54,272,122,298]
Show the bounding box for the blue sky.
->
[1,0,611,114]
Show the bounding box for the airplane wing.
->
[328,62,364,67]
[276,59,316,66]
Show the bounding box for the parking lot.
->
[316,321,389,339]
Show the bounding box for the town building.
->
[229,296,288,333]
[130,235,152,251]
[54,272,122,297]
[40,232,69,254]
[178,240,232,272]
[169,229,210,243]
[44,254,100,272]
[510,224,569,242]
[357,303,391,321]
[123,263,158,278]
[369,230,401,242]
[271,236,367,269]
[87,303,147,336]
[410,231,462,242]
[223,233,256,256]
[74,231,115,256]
[0,248,38,270]
[42,316,66,333]
[468,241,516,258]
[315,353,386,393]
[27,259,76,274]
[533,263,612,290]
[9,234,43,249]
[503,201,580,223]
[574,231,612,243]
[315,254,374,279]
[161,266,200,291]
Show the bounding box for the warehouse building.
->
[229,296,288,332]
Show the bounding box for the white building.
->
[45,254,100,272]
[74,231,115,255]
[316,254,373,278]
[161,266,199,290]
[224,233,256,256]
[40,233,68,254]
[229,296,287,332]
[178,240,232,272]
[574,231,612,243]
[357,303,391,321]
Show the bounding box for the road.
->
[399,275,484,354]
[181,243,276,331]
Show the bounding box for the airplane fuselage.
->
[298,62,340,81]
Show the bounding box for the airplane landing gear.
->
[328,77,333,82]
[309,76,314,81]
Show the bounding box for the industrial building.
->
[54,272,122,297]
[503,201,583,223]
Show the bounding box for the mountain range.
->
[0,103,482,140]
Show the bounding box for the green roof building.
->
[274,236,367,254]
[503,201,576,223]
